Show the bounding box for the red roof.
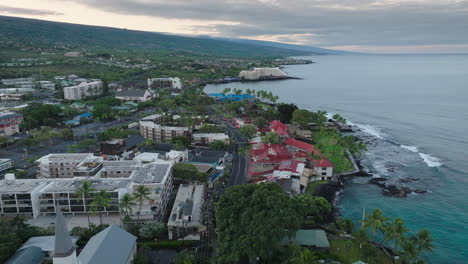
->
[278,160,302,172]
[269,120,289,136]
[312,157,334,168]
[284,138,318,154]
[251,144,292,164]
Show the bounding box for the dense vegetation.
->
[0,16,306,58]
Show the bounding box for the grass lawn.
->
[329,238,394,264]
[314,134,354,174]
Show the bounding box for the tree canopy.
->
[216,183,303,263]
[21,103,62,129]
[239,124,257,139]
[277,103,298,123]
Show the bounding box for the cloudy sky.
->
[1,0,468,53]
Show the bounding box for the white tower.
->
[53,209,77,264]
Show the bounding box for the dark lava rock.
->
[399,177,420,183]
[387,167,396,172]
[368,178,387,188]
[382,185,412,198]
[413,189,427,194]
[399,178,412,183]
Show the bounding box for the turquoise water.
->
[205,55,468,263]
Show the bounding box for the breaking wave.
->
[418,153,443,167]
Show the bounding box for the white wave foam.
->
[401,145,419,153]
[353,123,385,139]
[419,153,442,167]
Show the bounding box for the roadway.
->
[206,105,248,187]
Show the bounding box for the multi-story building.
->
[129,161,174,221]
[167,184,205,240]
[0,111,23,136]
[38,178,130,216]
[100,160,141,178]
[63,80,103,100]
[139,114,191,143]
[147,77,182,90]
[192,133,229,145]
[0,174,48,218]
[1,77,35,86]
[37,153,94,178]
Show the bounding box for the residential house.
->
[115,89,154,102]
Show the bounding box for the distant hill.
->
[214,37,353,55]
[0,16,316,58]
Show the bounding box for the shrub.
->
[139,222,166,240]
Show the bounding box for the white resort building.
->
[239,67,288,80]
[63,80,103,100]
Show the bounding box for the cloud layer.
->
[68,0,468,48]
[0,5,63,16]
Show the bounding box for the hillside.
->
[217,38,353,55]
[0,16,310,58]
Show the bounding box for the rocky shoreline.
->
[368,177,427,198]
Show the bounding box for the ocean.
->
[204,54,468,264]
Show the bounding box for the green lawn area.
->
[314,134,354,174]
[305,180,329,194]
[329,238,394,264]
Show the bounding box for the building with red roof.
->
[269,120,289,137]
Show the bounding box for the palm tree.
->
[120,193,136,217]
[384,217,408,252]
[412,229,434,256]
[90,190,111,225]
[133,185,151,223]
[75,180,95,227]
[289,248,318,264]
[362,209,389,243]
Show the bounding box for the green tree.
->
[90,190,111,225]
[412,229,434,257]
[254,116,267,128]
[292,109,313,128]
[173,162,198,182]
[337,217,355,234]
[139,222,166,240]
[289,248,319,264]
[384,217,408,251]
[362,209,389,244]
[262,131,281,144]
[332,113,347,123]
[92,104,113,121]
[133,185,151,223]
[239,124,257,139]
[216,183,302,263]
[277,103,298,123]
[60,128,74,140]
[75,180,96,227]
[292,194,331,224]
[120,193,136,217]
[21,103,62,129]
[209,140,228,150]
[175,249,196,264]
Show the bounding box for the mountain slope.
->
[0,16,311,58]
[216,38,353,55]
